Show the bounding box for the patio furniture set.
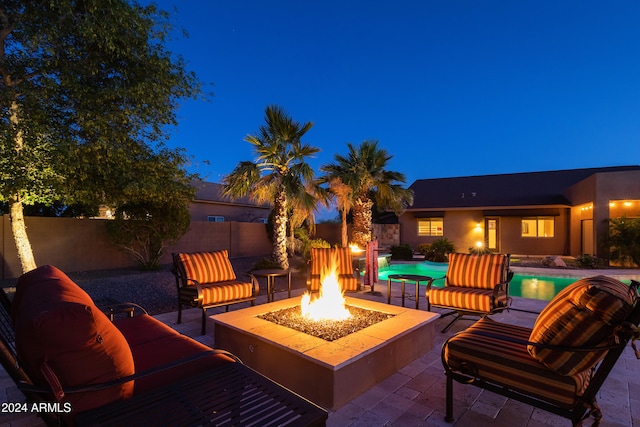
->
[0,249,638,426]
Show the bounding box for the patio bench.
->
[442,275,640,426]
[1,265,327,426]
[171,250,259,334]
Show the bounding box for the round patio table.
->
[387,274,431,309]
[252,269,291,302]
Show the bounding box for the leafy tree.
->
[104,144,195,269]
[1,0,202,273]
[222,105,319,270]
[106,200,191,270]
[321,140,413,248]
[607,216,640,267]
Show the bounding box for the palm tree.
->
[328,177,353,247]
[321,140,414,249]
[222,105,319,269]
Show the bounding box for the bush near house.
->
[417,237,456,262]
[390,244,414,260]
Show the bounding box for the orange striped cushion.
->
[310,247,354,276]
[528,275,635,376]
[177,251,236,284]
[429,287,496,312]
[309,275,359,292]
[444,317,591,408]
[200,282,253,304]
[446,253,507,289]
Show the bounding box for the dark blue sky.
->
[149,0,640,190]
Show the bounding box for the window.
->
[521,217,554,237]
[418,218,443,236]
[207,215,225,222]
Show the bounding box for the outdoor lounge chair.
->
[441,275,640,426]
[0,265,327,426]
[172,250,259,334]
[425,252,512,332]
[307,247,360,292]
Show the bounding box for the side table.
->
[252,269,291,302]
[387,274,431,309]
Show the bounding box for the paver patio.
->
[2,268,639,426]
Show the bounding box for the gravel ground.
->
[1,256,310,316]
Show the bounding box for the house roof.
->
[409,165,640,210]
[192,181,270,208]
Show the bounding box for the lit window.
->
[418,218,443,236]
[521,217,554,237]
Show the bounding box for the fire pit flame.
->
[301,255,351,321]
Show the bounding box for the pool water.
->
[369,261,579,301]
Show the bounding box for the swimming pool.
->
[368,261,582,301]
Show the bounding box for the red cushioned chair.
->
[172,250,259,334]
[307,247,360,293]
[425,252,512,332]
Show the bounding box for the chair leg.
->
[177,304,182,324]
[445,374,454,422]
[441,313,464,333]
[201,308,207,335]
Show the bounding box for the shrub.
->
[575,254,601,269]
[390,244,413,260]
[419,237,456,262]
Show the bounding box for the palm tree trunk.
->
[352,195,373,248]
[341,209,348,247]
[272,190,289,270]
[9,196,37,273]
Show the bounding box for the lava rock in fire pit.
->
[258,305,395,341]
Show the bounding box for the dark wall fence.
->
[0,216,400,280]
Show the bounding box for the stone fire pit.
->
[213,296,438,410]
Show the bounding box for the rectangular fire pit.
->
[213,296,438,410]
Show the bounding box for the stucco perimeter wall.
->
[1,216,272,280]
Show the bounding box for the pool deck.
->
[2,272,640,426]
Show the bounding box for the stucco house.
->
[189,181,271,223]
[399,166,640,262]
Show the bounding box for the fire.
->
[301,255,351,321]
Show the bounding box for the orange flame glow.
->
[301,255,351,321]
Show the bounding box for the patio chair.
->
[307,247,360,292]
[425,252,512,332]
[172,250,259,334]
[441,276,640,426]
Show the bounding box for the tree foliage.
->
[222,105,319,270]
[607,216,640,267]
[1,0,202,271]
[106,200,191,270]
[321,140,414,248]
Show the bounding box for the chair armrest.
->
[426,275,446,290]
[492,270,514,301]
[99,302,148,317]
[18,349,241,398]
[453,325,630,354]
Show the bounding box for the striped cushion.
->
[309,275,359,292]
[177,251,236,284]
[428,287,497,312]
[200,281,254,304]
[528,275,635,376]
[310,247,354,276]
[446,253,507,289]
[443,317,592,408]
